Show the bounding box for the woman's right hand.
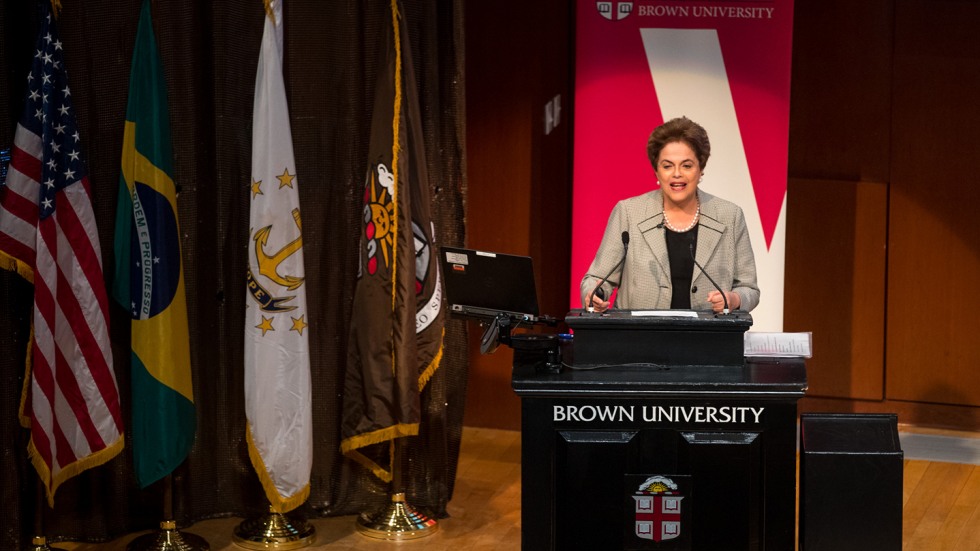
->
[589,294,610,313]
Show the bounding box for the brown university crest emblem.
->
[625,474,692,550]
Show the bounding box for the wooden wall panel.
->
[529,1,573,322]
[784,179,887,399]
[462,1,531,430]
[784,0,893,402]
[787,0,893,181]
[462,0,572,430]
[885,1,980,407]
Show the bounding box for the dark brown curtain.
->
[0,0,467,547]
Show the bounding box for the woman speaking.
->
[580,117,760,313]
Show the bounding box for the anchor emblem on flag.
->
[254,207,305,291]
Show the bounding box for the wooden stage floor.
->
[61,426,980,551]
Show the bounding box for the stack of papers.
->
[744,332,813,358]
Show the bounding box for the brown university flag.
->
[340,0,445,482]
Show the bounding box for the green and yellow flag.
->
[112,0,195,489]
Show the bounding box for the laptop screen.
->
[441,247,540,322]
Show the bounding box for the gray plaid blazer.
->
[580,189,760,311]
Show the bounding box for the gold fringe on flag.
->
[389,0,402,317]
[418,331,444,391]
[0,250,34,284]
[50,0,62,19]
[340,422,420,483]
[246,422,311,513]
[29,433,125,507]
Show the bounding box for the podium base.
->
[355,492,438,540]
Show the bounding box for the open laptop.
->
[441,246,540,323]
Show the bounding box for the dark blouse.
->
[665,224,699,309]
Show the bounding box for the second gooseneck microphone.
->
[586,231,629,313]
[689,242,729,314]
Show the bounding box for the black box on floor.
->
[799,413,903,551]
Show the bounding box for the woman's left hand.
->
[707,290,740,312]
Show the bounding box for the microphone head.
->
[621,231,630,246]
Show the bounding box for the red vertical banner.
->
[572,0,794,330]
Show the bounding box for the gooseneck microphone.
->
[689,242,729,314]
[586,231,629,313]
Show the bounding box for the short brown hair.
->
[646,117,711,170]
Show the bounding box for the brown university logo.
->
[625,474,692,550]
[597,1,634,20]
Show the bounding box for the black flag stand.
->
[355,437,438,540]
[29,478,68,551]
[126,474,210,551]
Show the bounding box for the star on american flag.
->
[19,14,88,220]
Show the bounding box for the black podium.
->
[511,310,807,551]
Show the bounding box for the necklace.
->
[663,199,700,233]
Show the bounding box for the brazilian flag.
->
[112,0,195,489]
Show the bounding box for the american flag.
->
[0,8,123,505]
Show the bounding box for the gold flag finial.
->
[263,0,274,22]
[50,0,62,19]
